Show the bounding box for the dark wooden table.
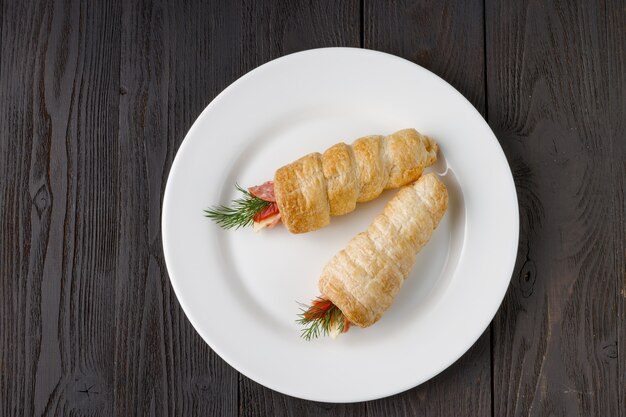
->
[1,1,624,416]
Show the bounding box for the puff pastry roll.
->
[206,128,438,233]
[275,128,438,233]
[298,174,448,339]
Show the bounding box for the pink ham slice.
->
[248,181,275,202]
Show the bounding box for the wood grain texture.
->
[115,0,238,416]
[0,1,121,416]
[486,0,625,416]
[608,3,626,416]
[363,1,492,416]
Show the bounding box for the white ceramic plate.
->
[162,48,518,403]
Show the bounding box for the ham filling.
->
[248,181,281,231]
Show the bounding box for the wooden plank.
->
[363,1,491,416]
[486,0,624,416]
[114,0,238,416]
[240,379,367,417]
[0,0,121,415]
[233,1,363,415]
[607,2,626,415]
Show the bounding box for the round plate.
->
[162,48,518,403]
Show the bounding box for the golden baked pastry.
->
[298,174,448,339]
[274,129,438,233]
[206,128,438,234]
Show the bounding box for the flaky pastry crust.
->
[318,173,448,327]
[274,128,438,233]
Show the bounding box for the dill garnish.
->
[296,297,349,340]
[205,184,271,230]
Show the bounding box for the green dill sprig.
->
[204,184,271,230]
[296,298,348,341]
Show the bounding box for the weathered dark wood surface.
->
[0,1,623,416]
[486,1,626,416]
